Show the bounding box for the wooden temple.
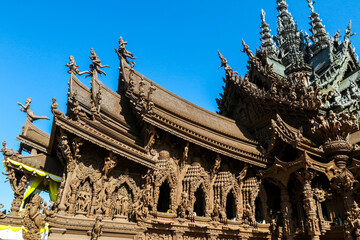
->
[1,0,360,239]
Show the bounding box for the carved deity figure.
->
[22,194,46,240]
[211,154,221,176]
[18,98,50,122]
[65,55,87,75]
[212,199,224,221]
[181,142,189,167]
[91,215,103,240]
[345,21,356,40]
[103,152,118,179]
[115,36,136,68]
[115,188,129,216]
[51,97,65,117]
[142,169,154,189]
[177,192,190,218]
[71,100,88,120]
[89,48,110,76]
[76,182,92,214]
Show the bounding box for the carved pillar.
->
[68,179,80,215]
[280,188,293,240]
[303,178,321,240]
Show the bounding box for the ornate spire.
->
[276,0,310,75]
[307,0,329,53]
[260,9,277,57]
[276,0,296,36]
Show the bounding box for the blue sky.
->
[0,0,360,210]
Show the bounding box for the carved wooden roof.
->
[118,58,267,168]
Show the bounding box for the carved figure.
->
[103,152,118,179]
[51,97,65,117]
[0,203,5,218]
[116,192,129,216]
[1,141,15,157]
[142,169,154,188]
[91,215,103,240]
[22,194,46,240]
[334,30,341,43]
[211,154,221,176]
[212,199,224,221]
[71,100,88,120]
[181,142,189,167]
[306,0,315,12]
[177,192,190,218]
[77,182,92,213]
[18,98,50,122]
[89,48,110,76]
[115,36,136,68]
[145,125,157,152]
[65,55,87,75]
[345,21,356,40]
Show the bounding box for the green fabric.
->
[20,176,43,211]
[49,181,59,202]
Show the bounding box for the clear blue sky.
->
[0,0,360,210]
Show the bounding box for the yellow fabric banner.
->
[49,181,59,202]
[20,176,43,211]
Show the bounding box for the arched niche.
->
[255,183,268,223]
[263,180,282,225]
[157,179,171,213]
[193,186,206,217]
[226,189,236,220]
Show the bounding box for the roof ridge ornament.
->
[116,36,136,68]
[18,98,50,122]
[345,20,356,42]
[65,56,87,76]
[87,48,110,77]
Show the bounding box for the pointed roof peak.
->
[260,9,277,57]
[261,9,266,23]
[307,0,329,52]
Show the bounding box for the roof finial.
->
[260,9,277,57]
[306,0,315,13]
[345,20,356,41]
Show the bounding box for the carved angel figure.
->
[89,48,110,76]
[65,55,88,75]
[18,98,50,122]
[115,36,136,68]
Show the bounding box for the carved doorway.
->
[226,191,236,220]
[157,180,171,212]
[194,187,205,217]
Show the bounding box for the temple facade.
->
[1,0,360,240]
